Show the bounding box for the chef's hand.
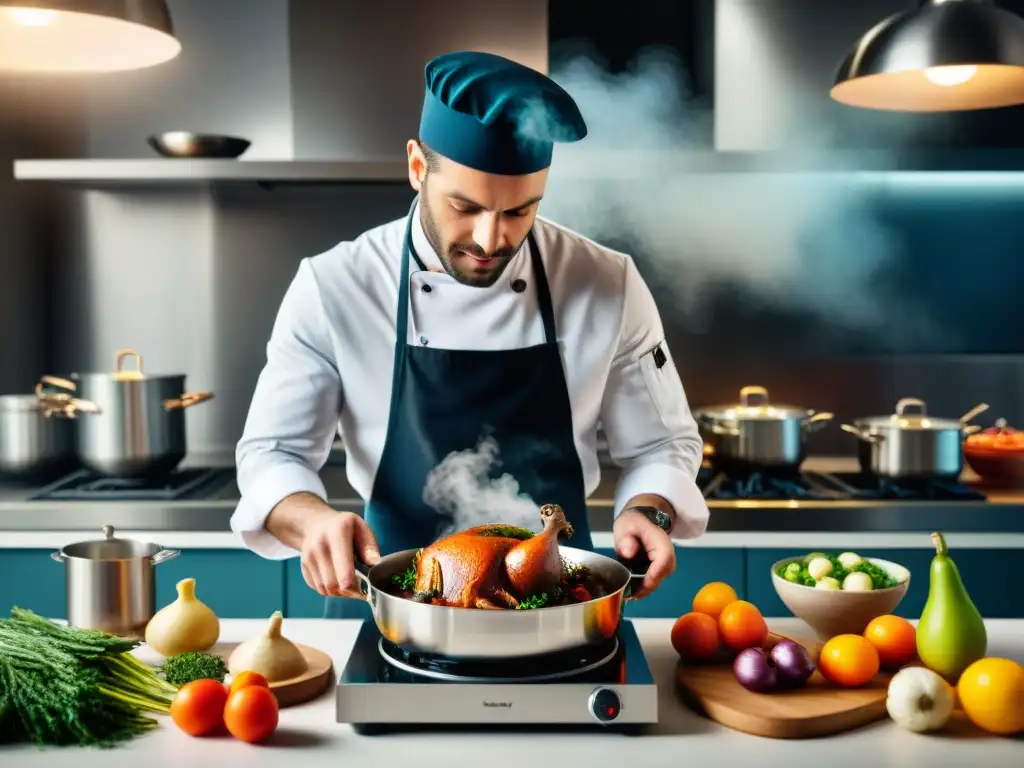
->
[299,510,381,599]
[613,509,675,600]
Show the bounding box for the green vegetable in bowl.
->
[776,551,903,591]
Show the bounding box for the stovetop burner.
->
[699,467,987,502]
[378,636,621,683]
[336,620,657,734]
[29,467,232,501]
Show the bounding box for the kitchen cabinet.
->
[154,550,285,619]
[0,549,68,619]
[745,548,1022,620]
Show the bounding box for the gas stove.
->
[336,619,657,735]
[28,467,233,501]
[698,467,987,502]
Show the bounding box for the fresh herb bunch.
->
[0,607,177,748]
[392,548,422,591]
[159,651,227,686]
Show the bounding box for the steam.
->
[538,47,947,345]
[423,435,543,538]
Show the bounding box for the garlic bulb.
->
[886,667,955,733]
[227,611,308,683]
[145,577,220,656]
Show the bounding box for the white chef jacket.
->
[231,200,709,558]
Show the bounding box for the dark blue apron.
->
[325,199,592,619]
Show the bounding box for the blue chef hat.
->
[419,51,588,176]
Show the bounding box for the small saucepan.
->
[352,545,650,660]
[694,385,834,473]
[841,398,989,481]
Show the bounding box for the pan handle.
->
[353,559,373,603]
[617,550,652,599]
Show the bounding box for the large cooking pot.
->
[694,385,833,472]
[352,546,649,660]
[37,349,213,478]
[0,393,76,480]
[51,524,180,636]
[841,398,989,481]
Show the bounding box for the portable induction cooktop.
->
[336,619,658,735]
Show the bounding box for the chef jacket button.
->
[421,284,432,293]
[420,336,429,346]
[511,278,527,293]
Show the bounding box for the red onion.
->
[770,639,815,687]
[733,648,778,692]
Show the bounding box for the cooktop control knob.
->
[588,687,622,723]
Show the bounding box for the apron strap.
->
[398,200,559,346]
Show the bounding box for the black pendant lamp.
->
[831,0,1024,111]
[0,0,180,73]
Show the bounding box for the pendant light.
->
[0,0,180,73]
[831,0,1024,111]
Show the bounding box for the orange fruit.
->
[819,634,880,687]
[229,670,270,694]
[957,657,1024,736]
[692,582,739,619]
[670,611,720,662]
[864,615,917,669]
[717,600,768,651]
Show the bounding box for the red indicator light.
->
[607,706,616,715]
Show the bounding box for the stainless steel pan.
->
[37,349,213,477]
[841,398,989,480]
[695,385,833,472]
[353,545,649,660]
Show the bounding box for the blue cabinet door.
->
[285,558,327,618]
[745,548,1022,620]
[0,549,67,619]
[597,546,745,619]
[155,550,285,619]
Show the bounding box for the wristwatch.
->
[624,505,672,533]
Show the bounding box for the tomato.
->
[569,584,592,603]
[230,670,270,694]
[224,685,279,743]
[170,678,229,737]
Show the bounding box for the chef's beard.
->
[419,190,524,288]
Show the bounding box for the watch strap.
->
[624,504,672,533]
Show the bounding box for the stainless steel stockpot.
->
[51,524,179,636]
[37,349,213,477]
[0,394,75,479]
[694,385,834,471]
[841,398,989,480]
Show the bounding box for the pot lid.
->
[59,525,163,561]
[857,398,989,431]
[696,386,812,421]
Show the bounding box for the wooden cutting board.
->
[675,631,893,739]
[210,641,335,708]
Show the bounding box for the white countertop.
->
[4,618,1023,767]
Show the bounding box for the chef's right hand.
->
[299,510,381,599]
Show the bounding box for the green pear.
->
[916,532,987,680]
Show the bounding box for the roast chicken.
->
[411,503,574,609]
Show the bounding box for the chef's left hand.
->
[613,509,675,600]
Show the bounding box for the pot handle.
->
[35,376,101,418]
[152,549,180,565]
[50,551,65,562]
[959,402,989,426]
[841,423,883,444]
[739,385,769,406]
[803,411,834,431]
[895,397,926,416]
[353,559,375,604]
[617,550,652,601]
[164,392,215,411]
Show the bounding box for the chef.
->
[230,50,709,619]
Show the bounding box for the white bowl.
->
[770,556,911,640]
